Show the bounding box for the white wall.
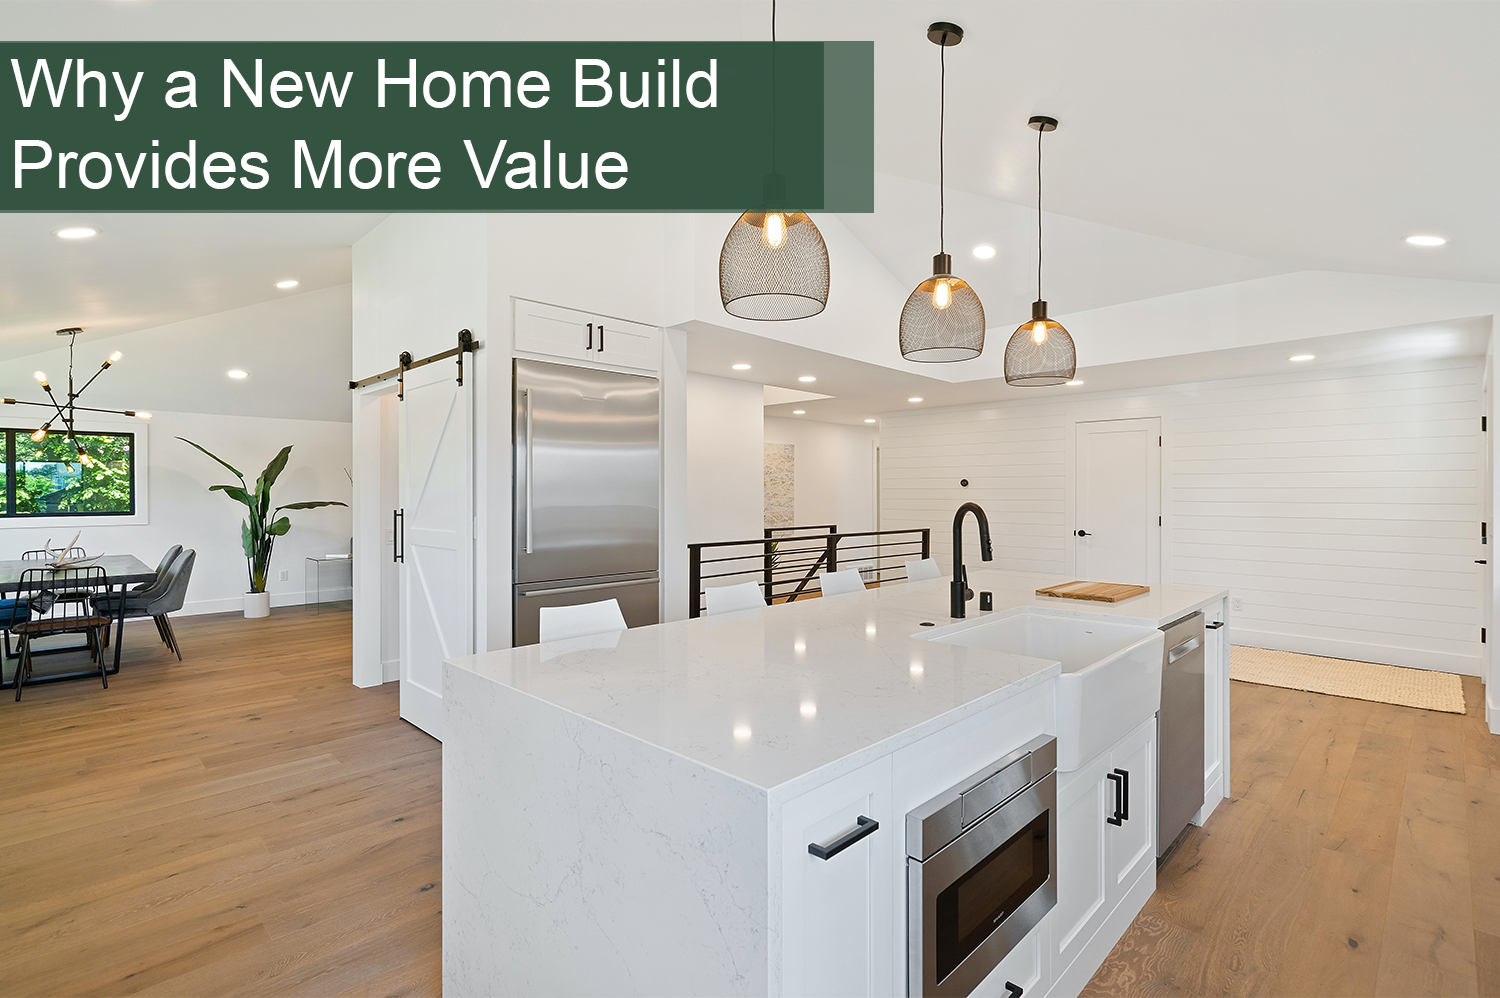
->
[880,356,1486,675]
[763,417,878,533]
[0,410,352,615]
[686,374,764,544]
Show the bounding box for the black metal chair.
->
[20,547,86,561]
[92,550,195,661]
[12,566,112,701]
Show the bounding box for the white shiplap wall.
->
[880,356,1485,675]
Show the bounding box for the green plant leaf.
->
[256,446,293,500]
[268,516,291,536]
[210,484,256,507]
[275,500,349,511]
[241,519,254,558]
[178,437,245,482]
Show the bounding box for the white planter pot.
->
[244,591,271,618]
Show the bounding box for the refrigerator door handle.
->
[522,388,534,554]
[519,577,658,598]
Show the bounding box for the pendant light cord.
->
[1036,123,1043,301]
[939,39,946,255]
[770,0,777,177]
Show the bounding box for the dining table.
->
[0,554,157,689]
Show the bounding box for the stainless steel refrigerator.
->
[513,358,660,645]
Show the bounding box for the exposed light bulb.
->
[1032,321,1048,345]
[135,411,152,420]
[79,453,93,466]
[33,371,48,386]
[109,351,122,363]
[932,279,951,310]
[762,212,787,249]
[30,427,46,442]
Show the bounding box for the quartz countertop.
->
[447,569,1227,793]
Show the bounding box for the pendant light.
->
[899,22,984,363]
[719,0,829,321]
[1004,116,1076,386]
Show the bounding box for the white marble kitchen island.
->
[443,570,1228,997]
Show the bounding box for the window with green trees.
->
[1,429,135,517]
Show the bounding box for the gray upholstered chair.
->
[92,549,196,660]
[134,545,183,593]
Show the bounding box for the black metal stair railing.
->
[687,525,932,618]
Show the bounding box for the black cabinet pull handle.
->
[1106,771,1123,825]
[1004,984,1024,998]
[393,509,404,563]
[586,322,593,350]
[808,816,879,860]
[1116,768,1130,821]
[1206,621,1225,629]
[598,323,605,352]
[1075,529,1091,537]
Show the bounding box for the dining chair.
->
[91,550,196,661]
[704,580,767,615]
[539,598,628,643]
[20,547,86,561]
[819,569,867,596]
[12,565,112,701]
[905,558,943,582]
[134,545,183,592]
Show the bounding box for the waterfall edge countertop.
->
[446,569,1228,796]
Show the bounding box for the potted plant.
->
[180,438,348,618]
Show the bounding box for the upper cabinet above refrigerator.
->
[514,298,662,374]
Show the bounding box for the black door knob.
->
[1075,529,1091,537]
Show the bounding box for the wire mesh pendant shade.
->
[899,256,985,362]
[719,210,829,320]
[1004,301,1076,386]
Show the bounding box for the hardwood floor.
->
[1085,674,1500,998]
[0,607,442,998]
[4,607,1496,997]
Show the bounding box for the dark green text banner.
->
[1,41,873,211]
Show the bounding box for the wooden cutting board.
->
[1036,580,1151,603]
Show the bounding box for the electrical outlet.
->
[1230,597,1244,613]
[279,570,289,582]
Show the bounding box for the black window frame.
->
[1,428,138,518]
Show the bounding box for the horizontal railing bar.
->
[689,529,928,551]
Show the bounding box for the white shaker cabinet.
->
[1200,598,1229,821]
[514,298,661,373]
[779,754,895,998]
[1051,716,1157,998]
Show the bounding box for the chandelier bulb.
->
[1032,321,1048,345]
[79,452,92,466]
[33,371,48,388]
[135,411,152,420]
[31,427,46,442]
[762,212,787,249]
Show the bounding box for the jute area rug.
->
[1230,645,1466,714]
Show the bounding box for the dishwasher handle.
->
[1167,635,1201,664]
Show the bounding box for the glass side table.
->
[305,556,353,613]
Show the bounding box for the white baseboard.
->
[382,657,399,683]
[1231,627,1480,677]
[176,590,351,617]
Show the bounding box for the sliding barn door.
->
[398,358,474,739]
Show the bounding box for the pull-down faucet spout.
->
[952,502,993,618]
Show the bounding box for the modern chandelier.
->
[3,327,150,465]
[1004,116,1077,386]
[718,0,830,320]
[899,21,985,363]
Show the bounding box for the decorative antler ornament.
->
[44,531,102,569]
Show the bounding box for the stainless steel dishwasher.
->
[1157,612,1205,860]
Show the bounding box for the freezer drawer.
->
[513,574,660,647]
[514,359,660,584]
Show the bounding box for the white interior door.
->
[1075,418,1161,584]
[399,357,474,739]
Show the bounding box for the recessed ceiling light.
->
[864,418,876,423]
[275,279,299,289]
[227,369,248,379]
[792,410,805,415]
[908,397,923,403]
[799,700,817,718]
[732,723,752,742]
[1065,380,1083,386]
[55,227,97,239]
[1289,354,1315,362]
[798,375,816,383]
[972,245,996,259]
[1405,235,1446,247]
[732,363,751,371]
